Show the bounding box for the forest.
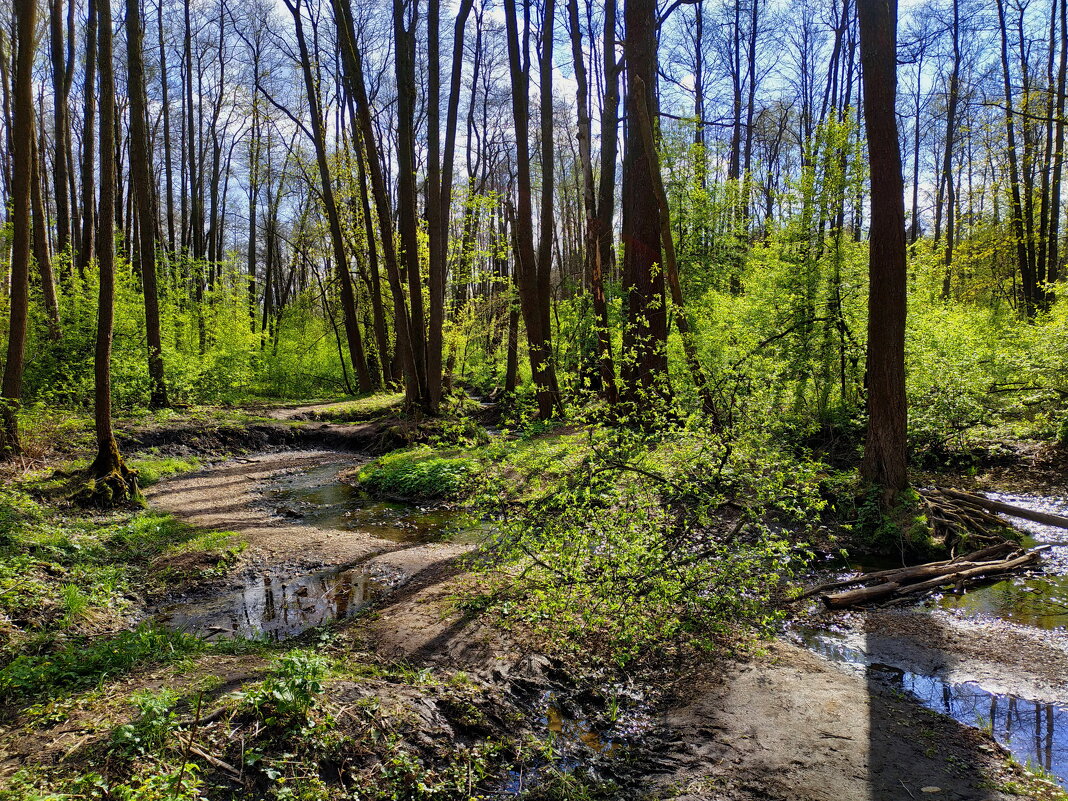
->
[2,0,1068,797]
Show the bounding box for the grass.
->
[356,446,476,500]
[0,479,246,670]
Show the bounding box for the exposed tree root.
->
[74,458,142,507]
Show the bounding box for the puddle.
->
[796,627,1068,785]
[158,563,384,640]
[930,493,1068,630]
[496,691,638,795]
[266,463,477,544]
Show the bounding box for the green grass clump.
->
[357,447,475,500]
[0,624,205,703]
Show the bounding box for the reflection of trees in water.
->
[904,673,1067,776]
[163,567,378,640]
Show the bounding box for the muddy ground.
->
[141,439,1053,799]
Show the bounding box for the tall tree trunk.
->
[128,0,169,408]
[568,0,617,401]
[158,0,175,252]
[620,0,668,405]
[939,0,960,298]
[0,0,35,456]
[49,0,72,259]
[996,0,1036,315]
[32,130,61,340]
[394,0,430,409]
[858,0,908,498]
[503,0,562,417]
[1048,0,1068,288]
[594,0,620,398]
[78,0,98,277]
[91,0,139,502]
[331,0,419,400]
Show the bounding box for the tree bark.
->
[128,0,169,408]
[858,0,908,498]
[286,0,372,392]
[91,0,139,502]
[77,0,98,277]
[503,0,562,418]
[620,0,668,405]
[0,0,35,456]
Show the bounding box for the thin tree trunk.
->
[996,0,1036,315]
[78,0,97,277]
[503,0,562,417]
[91,0,139,501]
[128,0,169,408]
[32,130,61,340]
[285,0,372,392]
[49,0,72,258]
[0,0,35,456]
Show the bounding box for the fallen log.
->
[798,542,1015,599]
[938,488,1068,530]
[820,546,1048,609]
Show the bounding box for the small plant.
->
[241,650,328,726]
[59,583,90,627]
[112,688,181,754]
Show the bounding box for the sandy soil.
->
[643,641,1024,801]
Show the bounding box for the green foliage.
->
[853,486,932,557]
[357,447,475,500]
[240,650,328,726]
[471,415,822,665]
[0,625,204,702]
[112,688,182,755]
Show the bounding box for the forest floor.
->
[2,400,1065,800]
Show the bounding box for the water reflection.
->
[268,463,475,544]
[159,563,381,640]
[932,493,1068,630]
[801,628,1068,784]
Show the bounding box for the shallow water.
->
[798,626,1068,784]
[158,562,382,640]
[798,492,1068,784]
[159,460,477,640]
[266,462,476,544]
[931,493,1068,630]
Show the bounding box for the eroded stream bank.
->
[137,449,1065,799]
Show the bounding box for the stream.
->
[793,492,1068,785]
[157,461,474,640]
[154,456,1068,789]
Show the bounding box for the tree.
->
[0,0,35,456]
[620,0,667,405]
[285,0,373,393]
[858,0,908,498]
[127,0,170,408]
[503,0,562,418]
[89,0,140,502]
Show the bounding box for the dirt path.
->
[644,641,1026,801]
[146,449,470,575]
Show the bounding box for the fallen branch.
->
[936,488,1068,530]
[797,542,1015,599]
[820,546,1048,609]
